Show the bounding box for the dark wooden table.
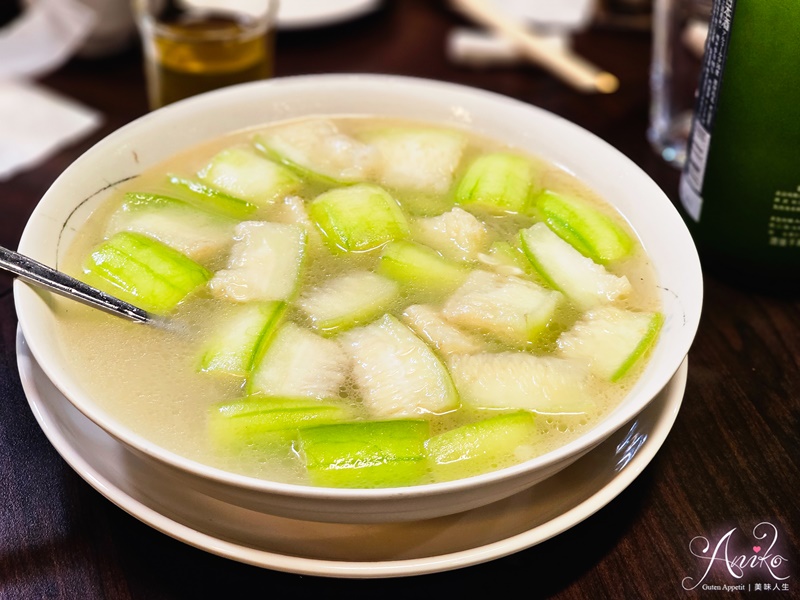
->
[1,2,797,598]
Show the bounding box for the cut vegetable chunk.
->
[362,127,466,195]
[477,241,532,278]
[209,221,306,303]
[83,232,210,314]
[249,322,348,399]
[449,352,592,415]
[401,304,482,356]
[309,184,410,253]
[340,314,459,418]
[378,240,469,296]
[209,395,354,448]
[298,271,399,333]
[412,207,489,262]
[557,307,664,381]
[535,191,634,264]
[167,174,258,219]
[198,301,286,377]
[455,152,540,214]
[106,193,238,263]
[426,411,537,481]
[253,118,379,184]
[298,420,430,488]
[442,270,562,345]
[520,222,631,310]
[198,146,302,205]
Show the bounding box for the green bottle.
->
[679,0,800,291]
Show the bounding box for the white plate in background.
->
[277,0,382,29]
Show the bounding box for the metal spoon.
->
[1,245,154,324]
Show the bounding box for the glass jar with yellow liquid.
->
[134,0,278,110]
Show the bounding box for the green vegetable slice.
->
[198,301,286,377]
[248,322,349,399]
[209,395,354,448]
[535,191,634,264]
[426,411,537,481]
[520,222,631,310]
[198,146,302,205]
[106,192,238,263]
[298,271,399,333]
[455,152,540,214]
[309,184,410,253]
[167,175,258,219]
[83,231,210,314]
[477,241,536,279]
[298,419,430,488]
[377,240,469,296]
[557,307,664,381]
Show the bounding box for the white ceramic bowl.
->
[15,74,703,524]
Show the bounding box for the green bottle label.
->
[680,0,735,221]
[679,0,800,275]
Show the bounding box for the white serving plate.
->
[277,0,382,29]
[14,74,702,524]
[18,329,687,578]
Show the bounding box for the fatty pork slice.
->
[340,314,459,418]
[401,304,483,356]
[362,127,467,195]
[448,352,593,415]
[209,221,306,302]
[442,270,562,346]
[249,322,348,399]
[413,207,489,262]
[253,118,380,184]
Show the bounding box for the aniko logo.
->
[682,522,790,591]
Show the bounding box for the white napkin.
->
[0,81,102,181]
[490,0,596,29]
[448,28,569,69]
[0,0,103,181]
[447,0,595,68]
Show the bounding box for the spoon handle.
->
[0,245,152,324]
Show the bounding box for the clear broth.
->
[55,117,661,485]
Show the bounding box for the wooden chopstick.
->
[450,0,619,94]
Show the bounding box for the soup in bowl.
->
[15,75,702,523]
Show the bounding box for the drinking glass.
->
[133,0,279,110]
[648,0,712,167]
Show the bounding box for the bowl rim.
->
[15,73,703,502]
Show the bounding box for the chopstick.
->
[450,0,620,94]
